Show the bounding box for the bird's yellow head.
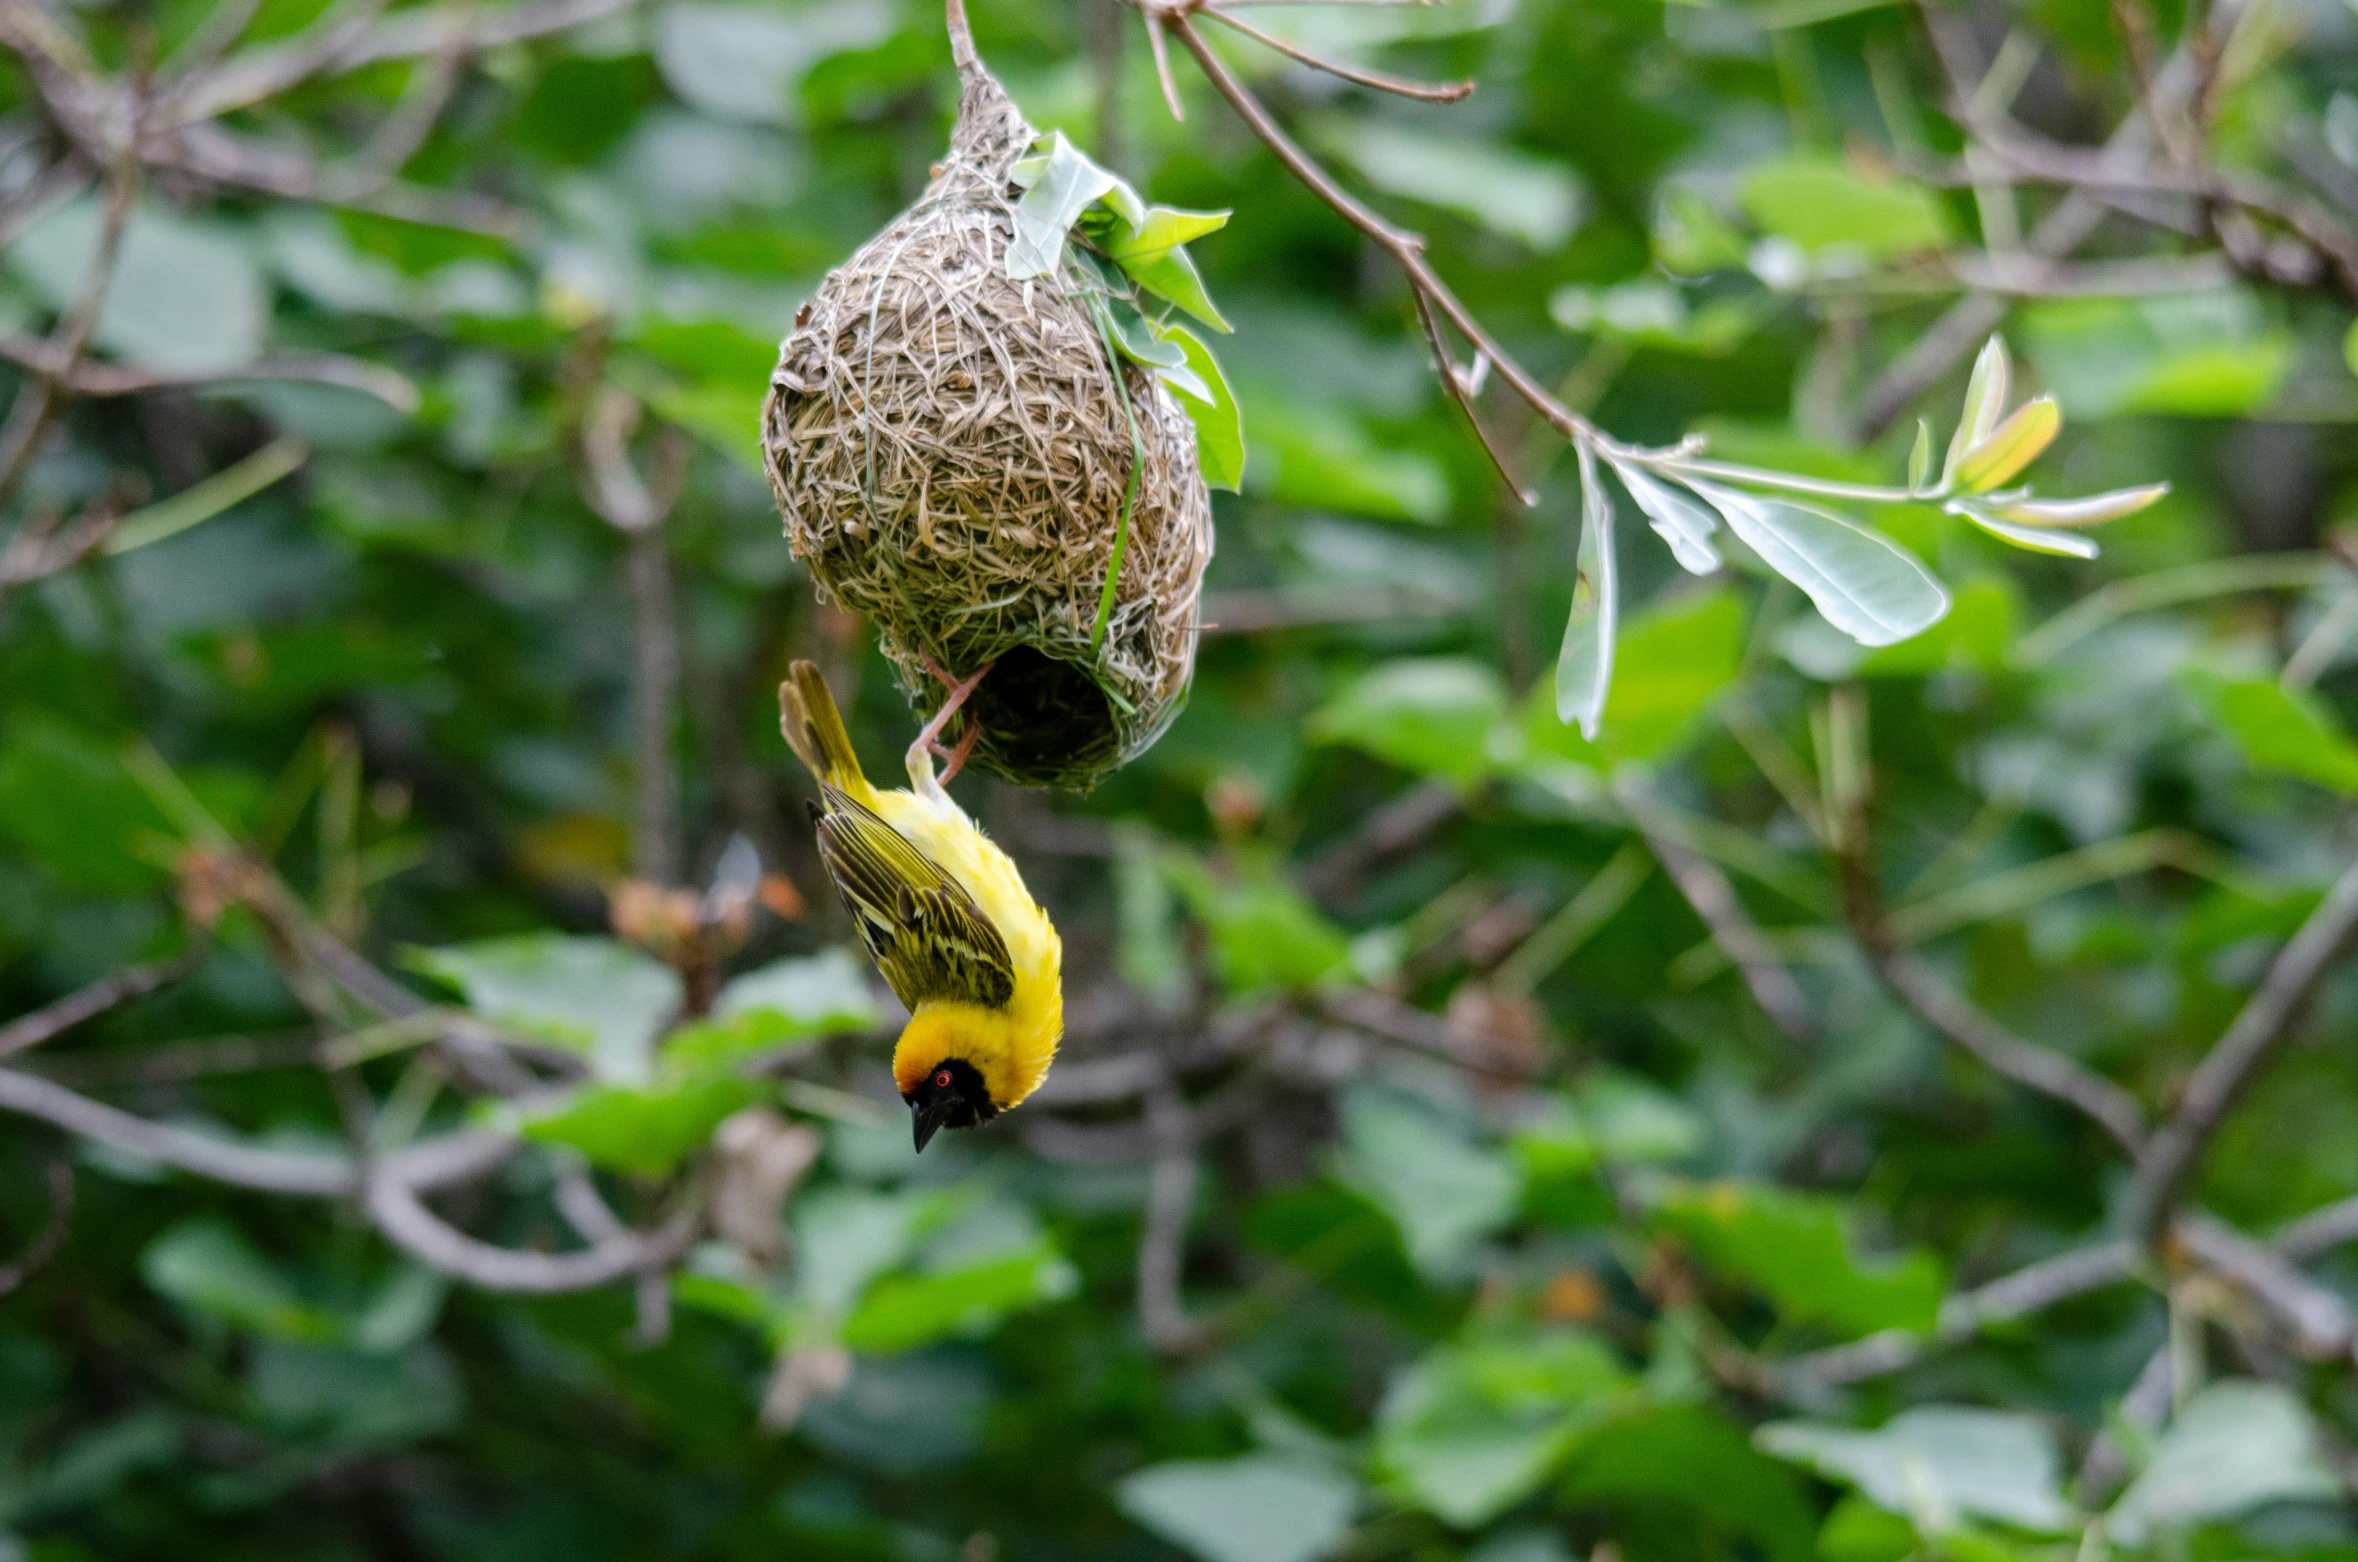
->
[893,1000,1056,1152]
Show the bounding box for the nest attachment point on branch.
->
[761,63,1213,791]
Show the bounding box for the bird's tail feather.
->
[779,660,866,789]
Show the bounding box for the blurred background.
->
[4,0,2358,1555]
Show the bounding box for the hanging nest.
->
[761,58,1214,792]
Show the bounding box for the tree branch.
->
[2125,854,2358,1243]
[0,1065,516,1196]
[0,949,203,1060]
[365,1173,696,1294]
[1136,1083,1210,1356]
[1621,786,1816,1045]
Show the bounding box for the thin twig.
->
[0,1065,514,1196]
[0,336,420,410]
[0,147,137,513]
[0,1161,72,1298]
[0,949,203,1060]
[366,1172,696,1294]
[1621,786,1815,1044]
[1137,1083,1210,1355]
[2125,854,2358,1244]
[1202,5,1473,101]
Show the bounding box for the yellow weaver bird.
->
[778,659,1063,1151]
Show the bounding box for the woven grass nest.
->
[761,58,1214,792]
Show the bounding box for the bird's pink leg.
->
[906,659,992,786]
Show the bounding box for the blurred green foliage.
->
[4,0,2358,1557]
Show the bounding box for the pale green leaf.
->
[1955,507,2101,559]
[1955,396,2060,492]
[1940,336,2011,488]
[405,935,681,1084]
[1556,445,1620,737]
[2107,1381,2338,1543]
[1319,116,1585,250]
[12,197,267,373]
[1692,482,1948,648]
[1757,1408,2073,1533]
[1737,158,1949,259]
[1907,419,1932,492]
[1118,1457,1359,1562]
[1613,463,1722,576]
[142,1219,341,1342]
[1007,132,1121,281]
[1990,484,2167,527]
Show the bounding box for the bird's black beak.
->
[911,1094,957,1154]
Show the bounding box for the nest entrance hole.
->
[939,646,1123,787]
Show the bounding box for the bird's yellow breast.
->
[874,788,1063,1111]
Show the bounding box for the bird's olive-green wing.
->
[812,786,1016,1012]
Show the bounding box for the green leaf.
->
[1118,1457,1360,1562]
[1524,588,1746,768]
[1309,657,1507,784]
[1737,158,1950,259]
[1654,186,1750,274]
[2186,673,2358,793]
[1556,446,1620,738]
[405,935,682,1084]
[1108,205,1229,261]
[1954,507,2101,560]
[1161,323,1245,491]
[1907,420,1932,492]
[1941,337,2011,489]
[838,1243,1076,1352]
[1163,852,1353,996]
[663,947,882,1076]
[1113,240,1231,332]
[1653,1179,1948,1337]
[1250,402,1449,523]
[2018,294,2292,419]
[1692,483,1948,648]
[1099,294,1187,370]
[0,719,174,895]
[1563,1405,1816,1562]
[1854,576,2018,677]
[1318,117,1585,250]
[1612,464,1722,576]
[521,1073,761,1177]
[1757,1408,2074,1534]
[2106,1381,2338,1543]
[1007,132,1125,280]
[1375,1325,1631,1526]
[1549,282,1753,356]
[1336,1088,1521,1278]
[2347,318,2358,379]
[11,197,268,372]
[141,1220,341,1342]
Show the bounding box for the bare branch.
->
[0,949,202,1060]
[0,336,420,411]
[1620,786,1815,1045]
[2177,1212,2357,1360]
[165,0,398,125]
[1137,1084,1210,1356]
[1201,5,1474,102]
[0,1161,72,1298]
[1783,1238,2140,1384]
[2271,1193,2358,1264]
[0,146,136,512]
[0,1065,516,1196]
[365,1173,696,1294]
[2126,854,2358,1243]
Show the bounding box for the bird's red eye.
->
[933,1069,953,1090]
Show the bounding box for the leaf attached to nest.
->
[1161,324,1244,492]
[1008,133,1140,280]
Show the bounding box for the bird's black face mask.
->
[905,1057,997,1153]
